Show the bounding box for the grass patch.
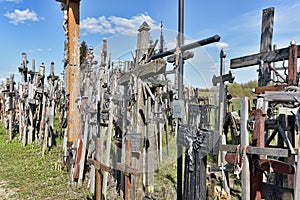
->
[0,123,92,200]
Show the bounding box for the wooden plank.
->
[220,145,289,157]
[95,138,102,200]
[250,109,266,200]
[125,140,131,200]
[102,76,116,197]
[117,60,166,85]
[219,144,239,152]
[87,159,111,172]
[230,45,300,69]
[145,96,155,196]
[262,183,293,200]
[288,44,298,85]
[254,85,284,94]
[259,7,274,86]
[115,162,140,177]
[295,134,300,199]
[240,97,250,200]
[247,146,289,157]
[263,91,300,102]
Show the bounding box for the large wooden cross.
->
[230,7,300,89]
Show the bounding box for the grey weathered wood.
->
[219,144,289,157]
[230,7,276,87]
[259,7,274,86]
[8,73,14,141]
[116,163,140,177]
[42,105,49,156]
[295,133,300,199]
[240,97,250,200]
[78,106,90,186]
[231,45,300,69]
[117,59,166,85]
[145,96,155,196]
[263,91,300,102]
[102,75,116,198]
[136,78,145,200]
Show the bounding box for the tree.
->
[227,82,243,97]
[226,80,258,99]
[80,40,88,65]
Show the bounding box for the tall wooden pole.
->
[177,0,184,199]
[240,97,250,200]
[66,0,81,146]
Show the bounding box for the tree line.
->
[226,80,258,99]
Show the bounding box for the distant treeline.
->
[226,80,258,99]
[198,80,258,99]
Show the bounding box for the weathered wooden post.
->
[56,0,81,153]
[102,73,116,197]
[95,138,102,200]
[250,109,266,200]
[8,73,14,140]
[177,1,184,198]
[240,97,250,200]
[125,140,132,200]
[145,91,155,197]
[258,7,274,86]
[212,49,234,198]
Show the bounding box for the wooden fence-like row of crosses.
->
[1,5,300,200]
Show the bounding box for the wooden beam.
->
[117,59,166,85]
[288,43,298,85]
[254,85,284,94]
[230,45,300,69]
[95,138,102,200]
[250,109,266,200]
[87,159,111,172]
[240,97,250,200]
[115,163,140,177]
[220,145,289,157]
[259,7,274,86]
[67,0,81,145]
[263,91,300,102]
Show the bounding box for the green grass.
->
[0,123,92,200]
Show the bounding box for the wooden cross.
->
[224,109,296,200]
[230,7,300,89]
[115,139,141,200]
[87,138,111,200]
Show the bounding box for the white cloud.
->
[0,0,22,3]
[81,14,158,36]
[215,42,229,50]
[4,9,40,25]
[37,48,43,52]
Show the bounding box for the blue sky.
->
[1,0,300,87]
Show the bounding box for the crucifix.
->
[149,1,220,198]
[230,7,300,91]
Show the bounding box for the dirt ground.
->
[0,181,17,200]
